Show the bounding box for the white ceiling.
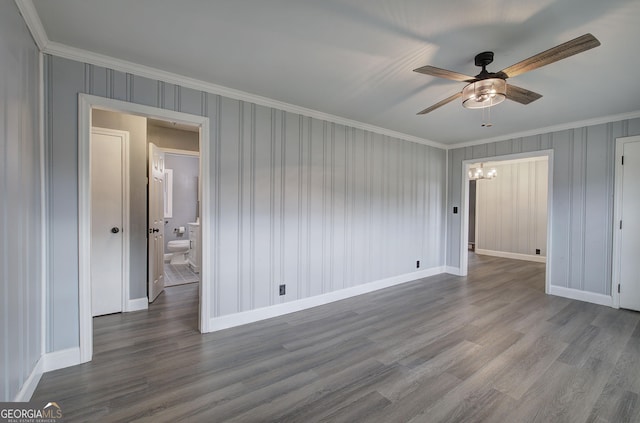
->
[29,0,640,146]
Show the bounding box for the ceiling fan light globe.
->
[462,78,507,109]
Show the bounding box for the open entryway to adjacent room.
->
[462,152,552,293]
[79,94,211,363]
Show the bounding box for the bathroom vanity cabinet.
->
[188,222,201,274]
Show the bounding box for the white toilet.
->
[167,239,190,265]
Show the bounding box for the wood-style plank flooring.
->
[33,254,640,422]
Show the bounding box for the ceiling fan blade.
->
[506,84,542,105]
[417,92,462,115]
[500,33,600,78]
[413,65,476,82]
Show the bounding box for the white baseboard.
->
[208,267,445,332]
[13,357,45,402]
[126,297,149,312]
[548,286,613,307]
[445,266,464,276]
[476,249,547,263]
[13,347,81,402]
[42,347,81,372]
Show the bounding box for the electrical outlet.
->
[416,260,420,268]
[279,284,286,296]
[535,249,541,255]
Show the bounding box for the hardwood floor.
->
[33,254,640,422]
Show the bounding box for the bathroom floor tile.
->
[164,263,199,287]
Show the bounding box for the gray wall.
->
[164,153,199,248]
[1,1,42,401]
[91,109,148,299]
[148,124,199,151]
[448,119,640,295]
[44,55,447,350]
[475,160,548,257]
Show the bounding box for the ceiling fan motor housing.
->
[475,51,494,68]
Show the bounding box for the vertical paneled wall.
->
[476,160,548,257]
[0,1,42,401]
[45,55,446,350]
[448,118,640,295]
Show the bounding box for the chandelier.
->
[468,163,497,180]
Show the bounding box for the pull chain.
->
[481,97,493,127]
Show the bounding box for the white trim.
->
[125,297,149,312]
[460,162,470,277]
[612,135,640,309]
[78,96,92,363]
[449,110,640,149]
[42,347,81,372]
[545,151,554,295]
[78,94,212,360]
[444,149,449,273]
[17,0,640,152]
[15,0,640,152]
[40,41,442,149]
[161,147,200,157]
[13,347,82,402]
[199,117,211,333]
[445,266,464,276]
[548,286,613,307]
[14,0,48,51]
[475,249,546,263]
[38,51,47,357]
[122,132,130,313]
[460,150,554,293]
[13,358,44,402]
[208,267,444,332]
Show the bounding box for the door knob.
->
[153,228,160,233]
[111,227,120,234]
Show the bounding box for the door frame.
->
[78,94,211,363]
[612,135,640,309]
[90,127,131,315]
[458,150,554,294]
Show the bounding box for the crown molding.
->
[449,110,640,149]
[44,41,444,148]
[18,0,638,152]
[14,0,48,50]
[14,0,444,150]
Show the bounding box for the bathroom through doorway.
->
[79,94,211,363]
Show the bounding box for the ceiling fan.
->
[414,33,601,115]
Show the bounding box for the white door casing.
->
[459,150,554,296]
[148,143,165,302]
[615,136,640,311]
[79,94,210,364]
[90,128,130,317]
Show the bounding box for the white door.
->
[91,129,127,316]
[148,143,165,302]
[620,140,640,311]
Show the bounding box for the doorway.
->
[460,150,553,293]
[79,94,211,363]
